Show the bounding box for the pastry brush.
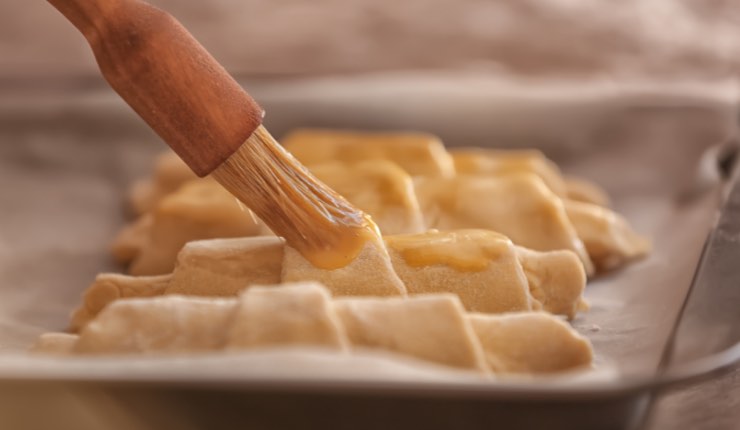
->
[46,0,380,269]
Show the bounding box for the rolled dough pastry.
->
[227,283,348,350]
[40,283,593,375]
[385,230,535,314]
[386,229,586,319]
[115,179,261,276]
[128,151,196,215]
[415,173,595,275]
[73,225,589,332]
[450,148,567,197]
[282,240,408,297]
[166,236,284,297]
[334,293,488,371]
[310,160,425,235]
[283,129,455,177]
[30,333,79,355]
[70,273,171,332]
[74,296,239,354]
[469,312,593,374]
[514,246,587,319]
[112,130,646,276]
[564,200,651,271]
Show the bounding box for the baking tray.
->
[0,75,738,430]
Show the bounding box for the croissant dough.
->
[310,161,425,235]
[282,240,408,297]
[113,129,647,276]
[564,200,651,271]
[283,128,455,177]
[450,148,568,197]
[70,228,587,332]
[70,273,172,332]
[385,230,535,314]
[415,173,596,275]
[469,312,594,374]
[128,151,196,215]
[334,294,488,371]
[74,296,239,354]
[30,333,79,355]
[39,283,593,375]
[114,179,261,276]
[514,246,587,319]
[227,283,348,350]
[166,236,284,297]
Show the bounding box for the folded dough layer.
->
[227,283,348,350]
[310,160,425,235]
[514,246,586,319]
[115,179,261,276]
[282,240,407,297]
[70,273,171,332]
[115,136,647,278]
[415,173,595,275]
[73,227,588,332]
[166,236,284,297]
[74,296,239,354]
[385,230,535,314]
[564,200,651,271]
[450,148,567,197]
[334,294,489,371]
[283,129,455,177]
[128,151,197,215]
[469,312,593,374]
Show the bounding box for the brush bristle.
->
[212,126,381,269]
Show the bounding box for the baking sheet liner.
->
[0,75,737,387]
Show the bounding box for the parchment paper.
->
[0,75,737,383]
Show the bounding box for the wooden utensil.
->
[47,0,380,269]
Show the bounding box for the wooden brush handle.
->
[47,0,264,176]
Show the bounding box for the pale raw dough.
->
[128,151,197,215]
[72,229,586,333]
[30,333,79,355]
[119,179,262,276]
[469,312,593,374]
[227,283,348,350]
[385,230,586,319]
[73,238,284,331]
[310,160,425,235]
[282,129,455,177]
[112,134,647,276]
[450,148,567,197]
[564,200,651,271]
[74,296,239,354]
[46,283,594,375]
[166,236,284,297]
[110,213,153,263]
[514,246,587,319]
[385,230,536,314]
[70,273,171,332]
[334,294,489,371]
[415,173,595,275]
[282,241,407,297]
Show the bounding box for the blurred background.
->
[2,0,740,85]
[2,0,738,152]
